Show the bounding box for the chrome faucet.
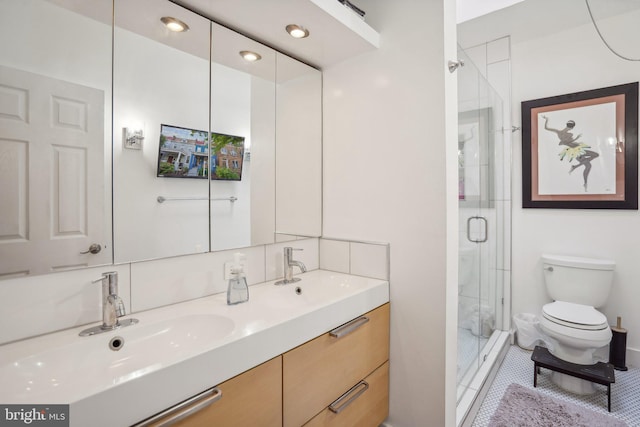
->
[275,247,307,285]
[79,272,138,336]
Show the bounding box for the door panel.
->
[0,65,108,277]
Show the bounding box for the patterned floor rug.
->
[489,383,628,427]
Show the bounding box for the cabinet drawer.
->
[136,356,282,427]
[283,303,390,427]
[305,361,389,427]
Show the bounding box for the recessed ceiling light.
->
[285,24,309,39]
[161,17,189,32]
[239,51,262,62]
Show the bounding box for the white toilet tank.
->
[542,254,615,307]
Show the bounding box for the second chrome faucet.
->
[275,247,307,285]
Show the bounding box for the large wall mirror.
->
[113,0,212,262]
[210,22,276,251]
[275,53,322,238]
[0,0,113,278]
[0,0,322,279]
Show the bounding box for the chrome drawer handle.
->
[133,387,222,427]
[329,380,369,414]
[329,316,369,339]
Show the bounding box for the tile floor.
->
[471,345,640,426]
[458,328,489,384]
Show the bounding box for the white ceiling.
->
[456,0,524,24]
[458,0,640,48]
[171,0,378,68]
[47,0,378,70]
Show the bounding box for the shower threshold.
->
[456,331,510,427]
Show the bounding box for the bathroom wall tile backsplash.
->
[319,239,350,273]
[0,236,392,345]
[0,264,131,345]
[130,245,267,312]
[350,241,389,280]
[320,238,390,281]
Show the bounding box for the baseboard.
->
[626,346,639,368]
[599,345,639,368]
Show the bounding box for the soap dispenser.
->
[227,253,249,305]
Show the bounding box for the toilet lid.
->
[542,301,608,330]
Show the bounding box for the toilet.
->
[538,254,614,395]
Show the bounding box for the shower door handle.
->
[477,216,488,242]
[466,216,488,243]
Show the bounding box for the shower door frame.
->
[456,45,506,404]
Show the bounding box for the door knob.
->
[81,244,102,255]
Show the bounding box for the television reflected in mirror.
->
[210,131,245,181]
[156,124,245,181]
[157,124,209,178]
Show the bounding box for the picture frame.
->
[521,82,638,209]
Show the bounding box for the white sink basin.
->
[0,314,235,402]
[264,273,374,310]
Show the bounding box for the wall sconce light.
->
[161,17,189,32]
[123,128,144,150]
[285,24,309,39]
[239,50,262,62]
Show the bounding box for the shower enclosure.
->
[456,45,508,407]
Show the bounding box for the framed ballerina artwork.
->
[521,82,638,209]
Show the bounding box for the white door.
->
[0,65,109,277]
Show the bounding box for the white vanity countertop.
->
[0,270,389,427]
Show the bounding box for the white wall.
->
[510,13,640,364]
[322,0,458,425]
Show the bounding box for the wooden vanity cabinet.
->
[305,361,389,427]
[135,303,389,427]
[137,356,282,427]
[283,303,390,427]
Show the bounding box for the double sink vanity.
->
[0,271,390,426]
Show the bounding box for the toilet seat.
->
[542,301,608,331]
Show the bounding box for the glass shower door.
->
[456,46,503,403]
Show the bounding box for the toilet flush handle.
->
[544,266,554,272]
